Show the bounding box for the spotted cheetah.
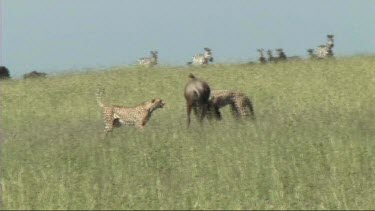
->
[96,88,165,134]
[208,90,255,120]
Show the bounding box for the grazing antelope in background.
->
[184,73,212,127]
[315,34,335,59]
[138,50,158,67]
[327,34,334,48]
[23,70,47,79]
[257,49,267,64]
[0,66,10,80]
[266,49,276,63]
[187,48,214,66]
[307,48,318,59]
[275,48,287,62]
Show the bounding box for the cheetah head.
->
[150,98,166,110]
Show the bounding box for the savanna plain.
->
[1,56,374,209]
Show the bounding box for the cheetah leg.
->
[138,118,148,131]
[238,99,255,120]
[237,102,250,119]
[103,109,114,135]
[206,107,216,121]
[104,122,114,136]
[136,124,146,131]
[247,100,256,120]
[236,100,246,118]
[214,107,222,120]
[230,103,241,119]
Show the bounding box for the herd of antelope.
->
[137,34,335,68]
[0,34,335,80]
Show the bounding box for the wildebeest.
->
[0,66,10,80]
[23,71,47,79]
[266,49,276,63]
[184,73,212,127]
[257,49,267,64]
[307,48,318,59]
[275,48,287,61]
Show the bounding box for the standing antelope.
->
[266,49,276,63]
[315,34,335,59]
[187,48,214,66]
[307,48,318,59]
[138,50,158,67]
[257,49,267,64]
[275,48,287,62]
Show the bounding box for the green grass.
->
[1,57,375,209]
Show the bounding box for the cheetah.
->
[96,88,165,134]
[208,90,255,120]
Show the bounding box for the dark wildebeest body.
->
[0,66,10,80]
[276,48,287,62]
[257,49,267,64]
[23,71,47,79]
[184,73,213,127]
[266,50,275,63]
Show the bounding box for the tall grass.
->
[1,57,375,209]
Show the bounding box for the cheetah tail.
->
[96,87,105,108]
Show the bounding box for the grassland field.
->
[0,56,375,209]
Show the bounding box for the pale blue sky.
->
[2,0,375,77]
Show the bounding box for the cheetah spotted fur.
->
[208,90,255,120]
[96,88,165,134]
